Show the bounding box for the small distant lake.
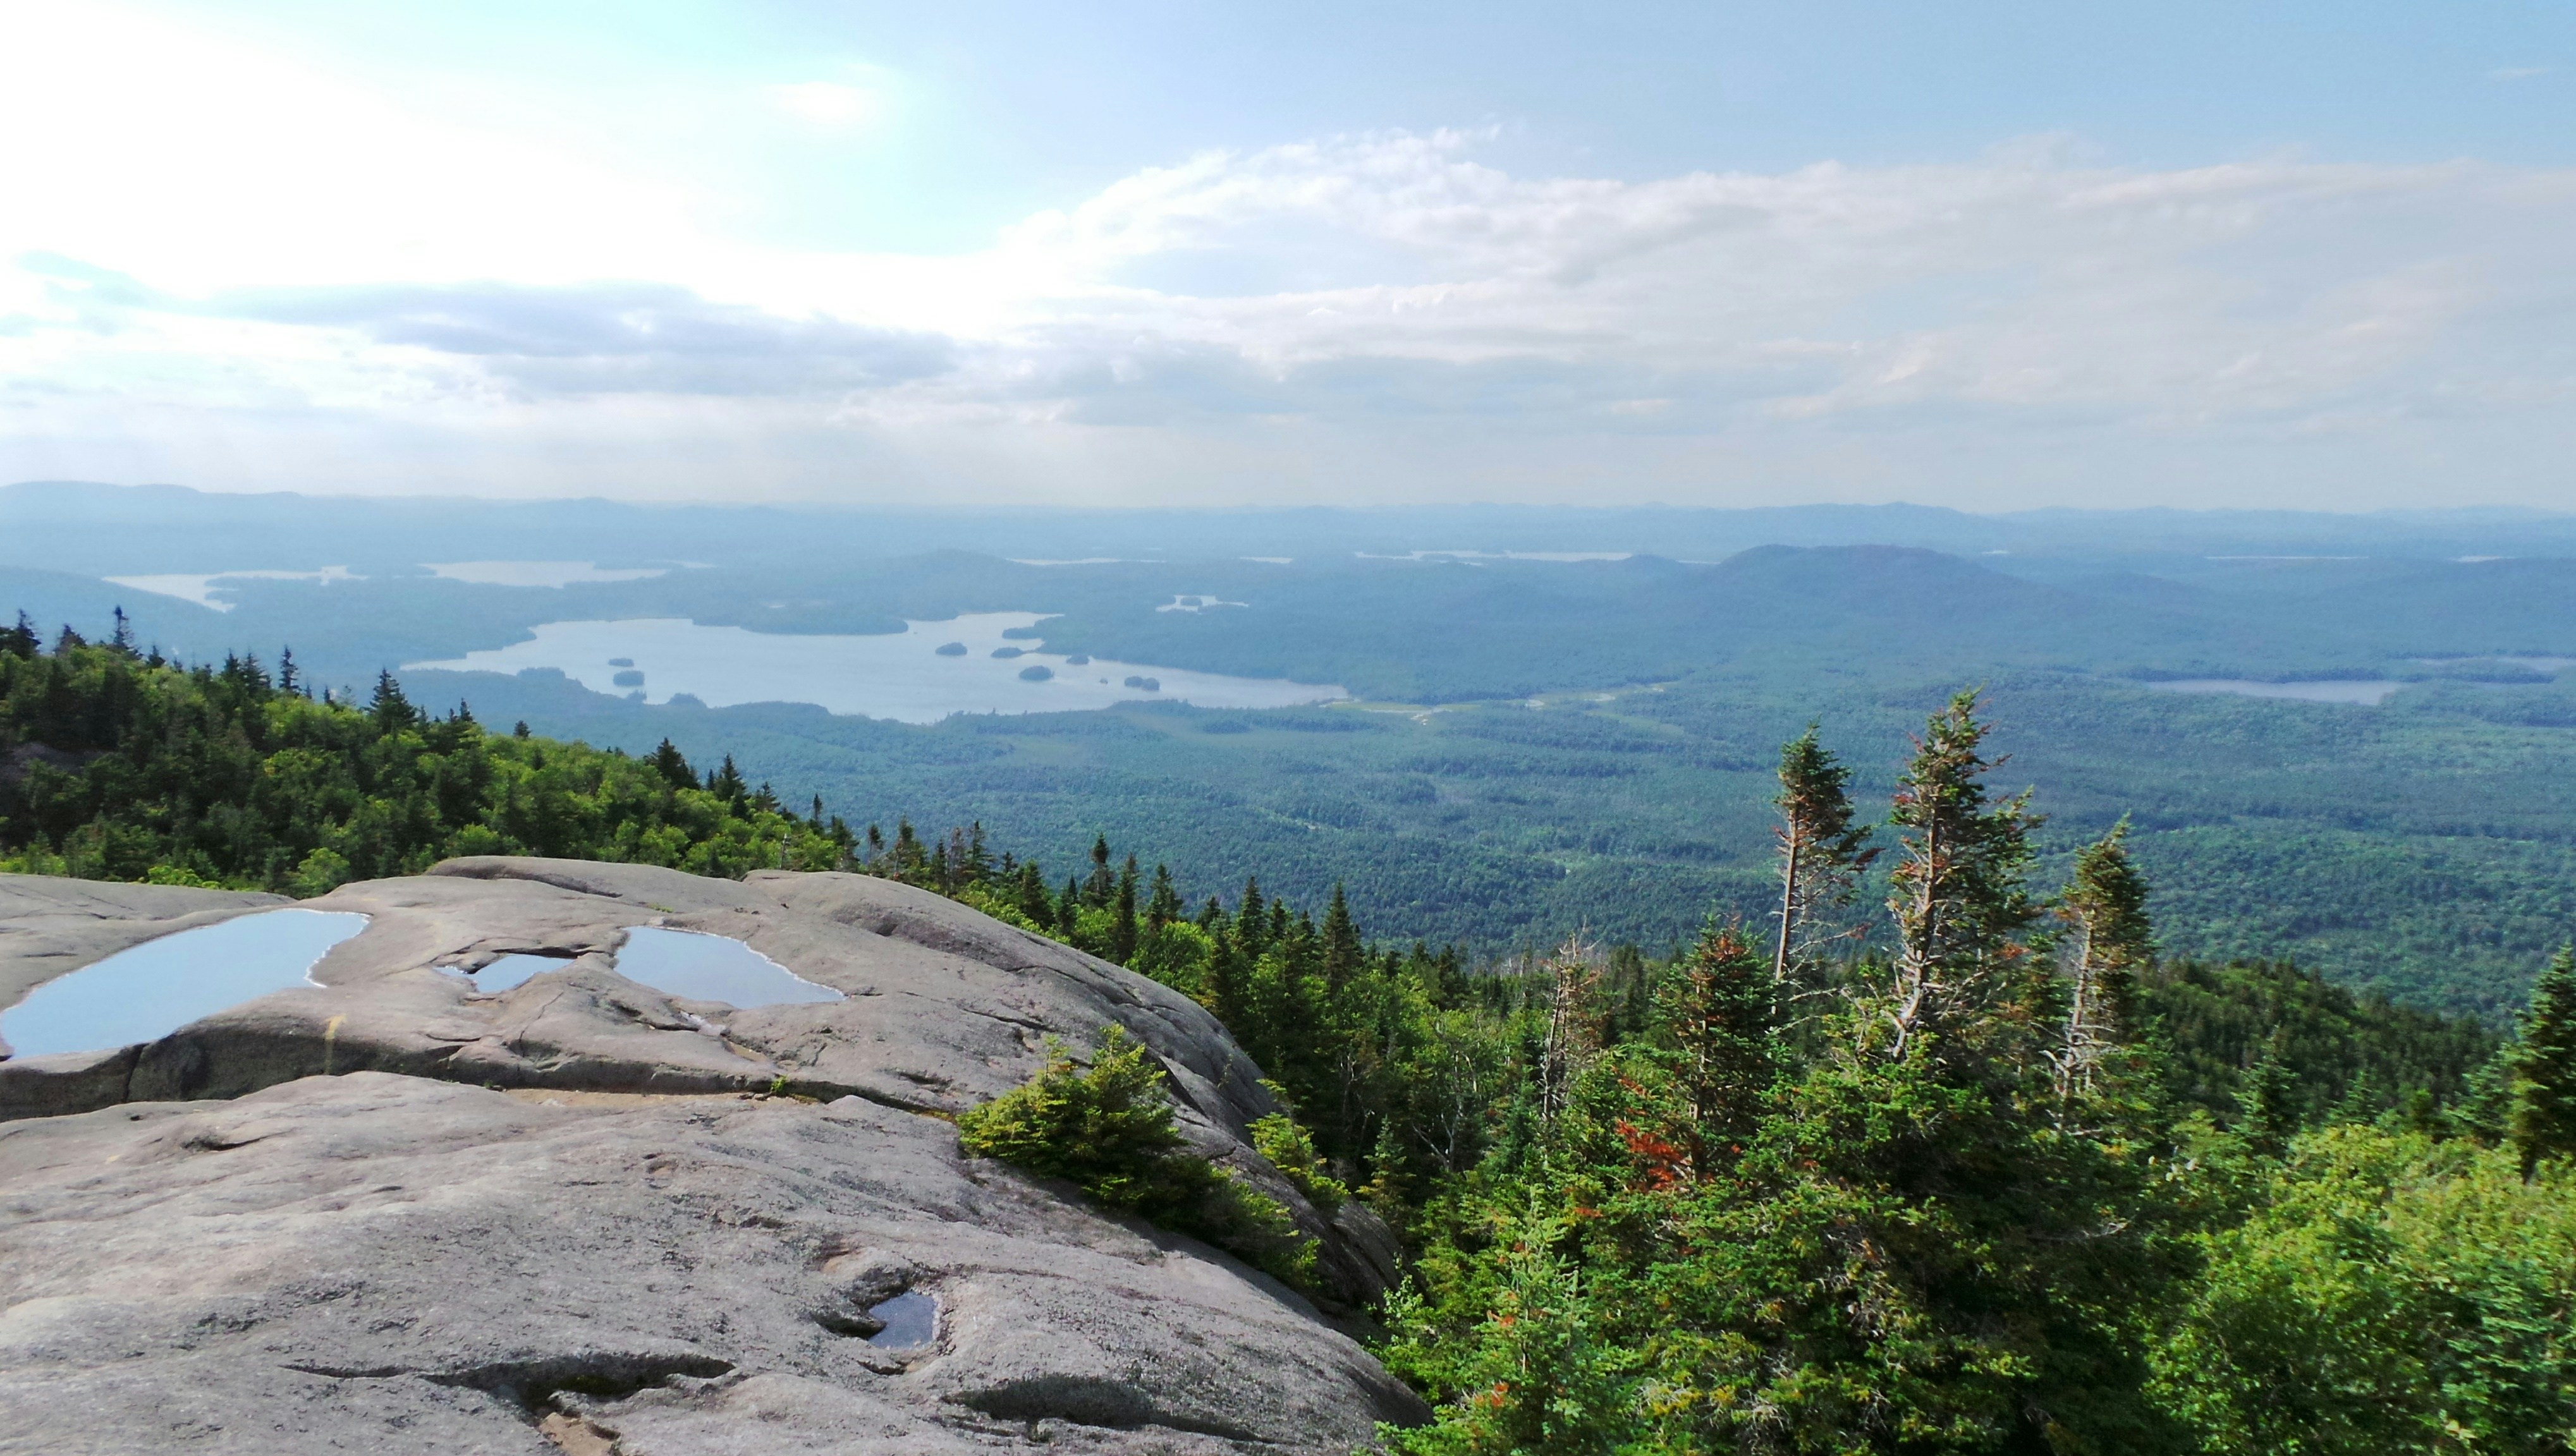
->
[405,613,1346,724]
[1,909,368,1059]
[2145,679,2404,705]
[613,928,843,1007]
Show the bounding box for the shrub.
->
[1252,1108,1349,1213]
[958,1026,1317,1287]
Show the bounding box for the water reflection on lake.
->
[2146,679,2403,705]
[405,613,1345,724]
[1,909,368,1059]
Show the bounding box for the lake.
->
[2145,679,2403,705]
[405,612,1346,724]
[0,909,369,1059]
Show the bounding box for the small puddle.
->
[864,1291,937,1349]
[613,928,843,1008]
[1,909,369,1059]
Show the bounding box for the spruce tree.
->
[2241,1028,2300,1158]
[1657,921,1776,1163]
[369,669,417,732]
[1145,865,1181,930]
[1884,690,2041,1065]
[2054,818,2154,1096]
[1016,861,1054,926]
[647,739,695,791]
[1322,883,1362,994]
[1771,724,1876,993]
[1109,856,1140,964]
[2510,945,2576,1177]
[1238,877,1267,959]
[1085,835,1115,904]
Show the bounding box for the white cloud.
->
[768,81,882,128]
[1,9,2572,507]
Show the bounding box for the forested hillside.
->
[11,621,2576,1451]
[0,615,855,891]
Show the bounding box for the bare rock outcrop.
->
[0,860,1427,1453]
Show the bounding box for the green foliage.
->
[955,1026,1316,1288]
[1250,1108,1349,1213]
[0,637,860,890]
[2151,1125,2576,1455]
[2510,947,2576,1176]
[21,618,2576,1450]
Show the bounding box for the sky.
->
[0,0,2570,511]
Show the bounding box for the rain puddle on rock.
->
[613,928,843,1008]
[438,953,577,992]
[865,1292,937,1349]
[0,909,369,1059]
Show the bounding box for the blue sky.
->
[1,1,2570,509]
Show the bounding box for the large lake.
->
[406,613,1345,724]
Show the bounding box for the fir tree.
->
[1657,920,1776,1162]
[1238,877,1267,959]
[647,739,695,791]
[1015,861,1054,927]
[1883,690,2042,1066]
[1771,724,1876,994]
[1145,864,1181,930]
[1109,855,1140,964]
[2241,1028,2301,1157]
[2510,945,2576,1177]
[712,755,750,810]
[1058,875,1084,940]
[2055,817,2154,1096]
[1085,834,1115,905]
[1322,882,1362,993]
[369,669,417,732]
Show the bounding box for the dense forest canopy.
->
[9,618,2576,1453]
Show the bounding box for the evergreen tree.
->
[1109,855,1140,964]
[2241,1028,2301,1157]
[2511,945,2576,1177]
[1085,834,1115,904]
[1883,690,2042,1067]
[1145,864,1181,930]
[2055,817,2154,1096]
[369,669,417,732]
[1058,875,1084,941]
[647,738,695,791]
[1238,877,1268,959]
[1771,724,1876,993]
[1655,921,1776,1163]
[1322,882,1362,993]
[1016,861,1054,926]
[711,755,750,809]
[276,645,299,695]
